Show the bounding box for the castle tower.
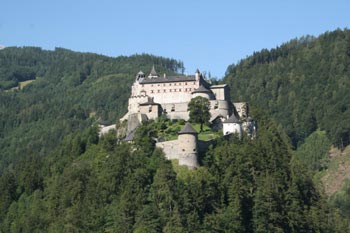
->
[223,114,242,138]
[136,71,145,81]
[191,85,213,99]
[148,65,159,78]
[177,123,199,169]
[195,68,200,81]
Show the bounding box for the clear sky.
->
[1,0,349,78]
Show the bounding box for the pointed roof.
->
[224,114,241,124]
[192,85,212,94]
[137,70,144,75]
[148,65,158,78]
[178,123,197,135]
[195,68,200,73]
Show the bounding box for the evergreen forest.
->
[1,29,350,232]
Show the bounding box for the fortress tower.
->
[177,123,199,169]
[155,123,199,169]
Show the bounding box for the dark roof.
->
[139,75,196,84]
[178,123,197,135]
[139,101,160,106]
[149,65,158,77]
[224,114,241,124]
[195,68,200,73]
[192,85,212,94]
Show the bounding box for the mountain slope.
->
[0,47,184,169]
[224,29,350,148]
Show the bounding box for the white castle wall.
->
[133,80,199,104]
[223,122,242,137]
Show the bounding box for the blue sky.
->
[1,0,349,78]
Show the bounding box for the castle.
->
[113,67,256,168]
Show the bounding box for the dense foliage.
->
[0,47,184,169]
[1,110,347,232]
[295,130,331,172]
[188,96,211,132]
[224,29,350,149]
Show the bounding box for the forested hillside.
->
[0,47,184,169]
[224,29,350,149]
[1,31,350,231]
[1,109,348,232]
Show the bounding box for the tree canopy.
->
[188,96,211,132]
[224,29,350,149]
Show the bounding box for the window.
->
[164,89,166,92]
[185,82,187,85]
[151,90,154,93]
[158,90,160,93]
[214,101,218,109]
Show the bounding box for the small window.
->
[185,82,187,85]
[158,90,160,93]
[182,149,185,152]
[151,90,154,93]
[164,89,166,92]
[193,149,196,152]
